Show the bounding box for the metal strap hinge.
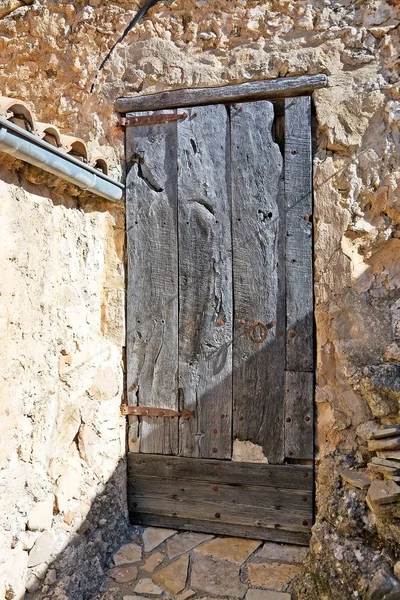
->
[119,112,188,128]
[121,404,194,419]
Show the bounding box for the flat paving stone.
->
[108,564,138,583]
[176,589,196,600]
[247,563,301,591]
[142,551,164,572]
[167,532,213,559]
[195,536,261,564]
[191,552,247,598]
[153,554,189,594]
[134,578,163,595]
[113,543,142,566]
[197,597,230,600]
[142,527,176,552]
[246,591,291,600]
[255,542,308,564]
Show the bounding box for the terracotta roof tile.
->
[0,95,110,173]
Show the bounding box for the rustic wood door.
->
[125,96,314,545]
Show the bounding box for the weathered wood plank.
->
[129,495,311,534]
[129,514,310,545]
[231,101,285,464]
[126,110,179,455]
[128,478,312,515]
[127,453,313,491]
[177,105,233,459]
[284,371,314,460]
[284,96,314,372]
[115,74,328,113]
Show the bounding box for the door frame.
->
[120,74,326,544]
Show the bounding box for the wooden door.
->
[125,97,314,545]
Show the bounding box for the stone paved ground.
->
[95,527,308,600]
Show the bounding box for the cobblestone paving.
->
[96,527,308,600]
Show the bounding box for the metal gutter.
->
[0,116,124,202]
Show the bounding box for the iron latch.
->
[121,404,194,419]
[120,112,188,128]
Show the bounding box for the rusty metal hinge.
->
[120,112,188,128]
[120,404,194,419]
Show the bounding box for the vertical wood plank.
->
[284,371,314,460]
[126,110,179,455]
[231,101,285,464]
[178,105,233,459]
[284,97,313,372]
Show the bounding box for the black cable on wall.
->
[90,0,161,93]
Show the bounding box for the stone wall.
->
[0,0,399,598]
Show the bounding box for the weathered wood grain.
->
[128,495,311,532]
[128,453,313,491]
[128,478,312,515]
[127,465,312,544]
[115,74,328,113]
[284,97,314,372]
[126,110,179,455]
[231,101,285,464]
[177,105,233,459]
[284,371,314,460]
[129,514,310,545]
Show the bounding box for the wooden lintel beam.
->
[114,74,328,113]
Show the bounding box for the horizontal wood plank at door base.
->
[128,453,313,489]
[129,513,310,545]
[115,74,328,113]
[128,454,313,545]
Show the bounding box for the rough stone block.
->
[340,468,371,489]
[368,426,400,440]
[55,468,81,513]
[368,438,400,452]
[366,566,400,600]
[27,494,54,531]
[367,480,400,505]
[27,532,57,567]
[372,456,400,470]
[377,451,400,460]
[89,366,119,401]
